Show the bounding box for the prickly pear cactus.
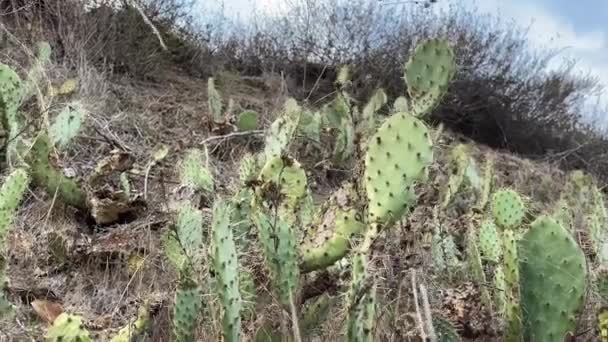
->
[208,77,223,123]
[49,101,85,148]
[364,112,433,228]
[297,110,322,143]
[358,88,387,135]
[179,149,214,192]
[0,168,29,243]
[264,98,301,159]
[404,38,456,116]
[110,300,150,342]
[346,252,375,342]
[211,200,241,342]
[300,293,332,336]
[238,153,258,186]
[476,158,494,211]
[237,110,259,131]
[300,191,366,272]
[492,189,525,229]
[176,203,203,264]
[173,277,202,342]
[333,115,355,164]
[433,316,461,342]
[478,220,501,263]
[323,92,350,129]
[493,265,507,317]
[502,228,523,341]
[46,313,91,342]
[466,227,492,309]
[393,96,408,112]
[519,216,587,342]
[442,144,471,208]
[0,64,23,138]
[599,307,608,342]
[258,155,307,210]
[254,211,299,307]
[29,132,86,209]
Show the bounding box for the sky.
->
[196,0,608,103]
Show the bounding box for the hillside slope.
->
[0,38,606,342]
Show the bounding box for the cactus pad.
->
[364,112,433,226]
[49,101,85,148]
[346,252,375,341]
[359,88,387,135]
[478,220,501,263]
[208,77,223,123]
[259,155,307,209]
[0,168,29,243]
[211,200,241,342]
[264,98,301,159]
[298,110,322,143]
[176,204,203,263]
[493,265,507,317]
[502,228,523,341]
[254,211,299,307]
[237,110,259,131]
[433,316,461,342]
[300,205,365,272]
[0,64,23,131]
[179,149,214,192]
[332,115,355,163]
[173,278,202,342]
[393,96,409,112]
[519,216,587,341]
[492,189,525,229]
[46,313,91,342]
[405,39,456,101]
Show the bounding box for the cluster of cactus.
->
[207,77,259,131]
[1,43,87,210]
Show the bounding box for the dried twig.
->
[130,1,168,51]
[200,130,265,145]
[419,283,436,342]
[411,270,427,340]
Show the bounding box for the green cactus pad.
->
[596,268,608,303]
[492,189,525,229]
[519,216,587,342]
[254,211,299,307]
[179,149,214,192]
[0,168,29,243]
[264,98,301,159]
[29,132,86,209]
[208,77,223,123]
[49,101,85,148]
[478,220,501,263]
[110,300,150,342]
[346,252,375,341]
[466,228,492,309]
[433,316,461,342]
[502,229,523,341]
[300,206,365,272]
[211,200,241,342]
[259,155,307,209]
[442,144,471,207]
[393,96,409,112]
[359,88,387,135]
[237,110,259,131]
[332,115,355,163]
[176,204,203,262]
[173,278,202,342]
[364,112,433,226]
[493,265,507,317]
[162,230,188,272]
[0,64,23,132]
[46,313,91,342]
[297,110,322,143]
[476,158,494,211]
[323,92,350,128]
[300,293,332,335]
[404,38,455,112]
